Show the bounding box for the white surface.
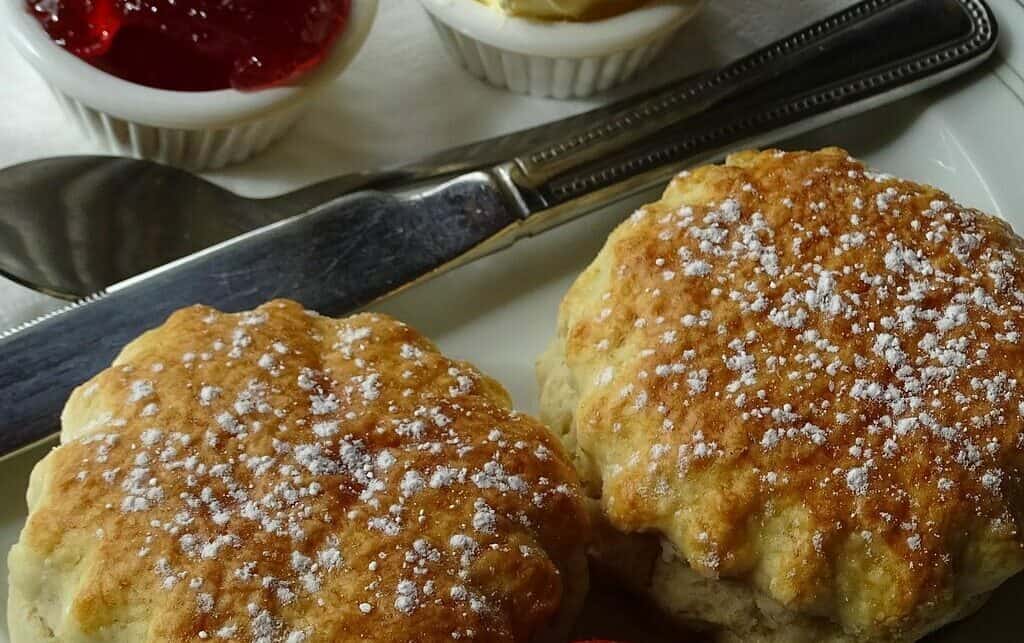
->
[3,1,1024,640]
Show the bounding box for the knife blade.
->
[0,0,998,457]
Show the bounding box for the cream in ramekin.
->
[420,0,703,99]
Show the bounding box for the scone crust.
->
[539,148,1024,641]
[10,300,588,642]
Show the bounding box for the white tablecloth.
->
[0,0,841,330]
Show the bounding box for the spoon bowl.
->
[0,149,437,299]
[0,156,288,299]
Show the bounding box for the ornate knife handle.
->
[508,0,997,211]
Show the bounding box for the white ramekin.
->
[2,0,378,169]
[419,0,703,99]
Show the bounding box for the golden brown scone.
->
[538,148,1024,642]
[9,300,589,643]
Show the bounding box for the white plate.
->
[4,2,1024,640]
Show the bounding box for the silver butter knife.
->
[0,0,998,457]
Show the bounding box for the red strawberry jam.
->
[27,0,352,91]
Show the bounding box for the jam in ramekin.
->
[26,0,352,91]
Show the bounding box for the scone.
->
[538,148,1024,642]
[9,300,589,642]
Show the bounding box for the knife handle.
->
[509,0,997,209]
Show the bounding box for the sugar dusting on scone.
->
[538,148,1024,642]
[9,300,589,642]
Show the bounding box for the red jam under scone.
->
[26,0,351,90]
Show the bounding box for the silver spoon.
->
[0,156,412,299]
[0,92,650,300]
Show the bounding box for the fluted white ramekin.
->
[420,0,702,99]
[2,0,378,169]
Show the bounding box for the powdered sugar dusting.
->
[570,149,1024,579]
[51,302,584,641]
